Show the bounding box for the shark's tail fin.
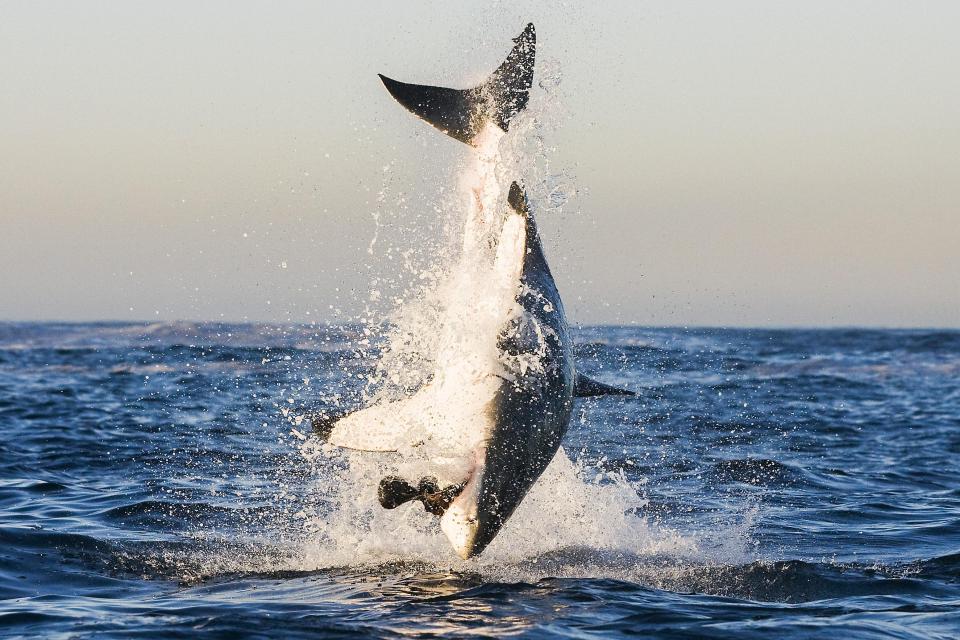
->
[378,23,536,146]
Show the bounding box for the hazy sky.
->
[1,1,958,327]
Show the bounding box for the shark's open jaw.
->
[318,23,633,559]
[440,447,486,559]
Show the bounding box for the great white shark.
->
[315,23,632,559]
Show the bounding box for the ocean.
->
[1,322,958,638]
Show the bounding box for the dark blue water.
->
[1,322,958,638]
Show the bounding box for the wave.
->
[197,549,960,604]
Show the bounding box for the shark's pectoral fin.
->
[574,373,635,397]
[310,409,350,441]
[315,401,408,452]
[378,23,535,147]
[378,476,467,516]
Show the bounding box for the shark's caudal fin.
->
[574,373,635,397]
[378,23,536,146]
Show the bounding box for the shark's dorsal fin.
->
[378,23,536,146]
[574,373,635,397]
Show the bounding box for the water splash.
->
[276,57,757,576]
[290,441,753,578]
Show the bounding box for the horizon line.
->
[1,318,958,332]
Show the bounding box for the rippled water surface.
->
[1,322,958,638]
